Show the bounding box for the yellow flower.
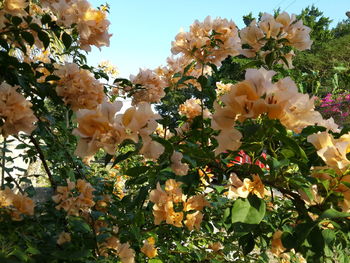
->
[141,237,158,258]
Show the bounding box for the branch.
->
[29,135,56,188]
[1,138,6,190]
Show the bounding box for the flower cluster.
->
[52,179,95,216]
[171,16,241,67]
[226,173,266,199]
[317,93,350,124]
[240,12,313,62]
[212,68,338,154]
[307,132,350,174]
[73,101,164,160]
[178,98,211,120]
[0,83,37,137]
[170,151,189,176]
[45,0,111,51]
[141,237,158,258]
[0,187,35,221]
[55,63,105,111]
[307,132,350,212]
[129,69,167,105]
[156,56,211,90]
[1,0,28,17]
[149,179,209,230]
[99,236,135,263]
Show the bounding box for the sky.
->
[87,0,349,78]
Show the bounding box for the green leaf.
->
[45,75,60,81]
[26,246,40,255]
[12,16,22,26]
[29,23,41,32]
[239,233,255,255]
[319,209,350,220]
[223,207,230,222]
[41,14,52,25]
[69,217,92,233]
[21,31,34,46]
[231,195,266,224]
[125,166,149,177]
[62,32,72,49]
[37,31,50,49]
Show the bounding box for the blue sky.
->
[88,0,349,78]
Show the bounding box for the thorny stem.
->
[1,138,6,190]
[29,135,56,188]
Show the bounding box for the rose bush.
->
[0,1,350,263]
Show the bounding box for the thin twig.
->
[43,126,87,180]
[1,138,6,190]
[5,170,24,195]
[29,135,56,188]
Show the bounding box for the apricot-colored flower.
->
[171,16,240,66]
[52,179,95,216]
[307,132,350,173]
[0,187,35,221]
[55,63,105,111]
[179,98,210,120]
[298,185,324,206]
[73,100,123,158]
[184,211,203,231]
[57,232,71,245]
[208,242,224,252]
[100,236,135,263]
[141,237,157,258]
[129,69,166,105]
[226,173,266,199]
[3,0,28,14]
[184,195,210,211]
[271,230,286,257]
[49,0,111,51]
[170,151,189,176]
[259,13,283,39]
[239,20,266,57]
[0,83,37,137]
